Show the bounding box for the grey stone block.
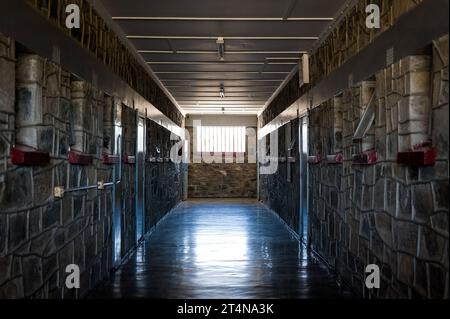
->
[432,103,449,158]
[431,181,449,212]
[396,182,412,219]
[385,179,397,215]
[42,254,58,283]
[43,201,61,230]
[0,278,24,299]
[428,263,447,298]
[411,183,433,224]
[29,229,54,256]
[398,95,430,124]
[22,255,42,296]
[0,214,6,255]
[418,226,447,262]
[0,56,15,114]
[0,256,11,285]
[29,208,42,237]
[375,212,393,247]
[401,56,431,74]
[8,212,27,252]
[0,168,33,211]
[405,71,430,96]
[397,252,414,286]
[394,220,418,256]
[432,35,449,72]
[33,168,53,205]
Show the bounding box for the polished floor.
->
[88,199,352,298]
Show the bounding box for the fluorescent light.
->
[128,35,318,40]
[219,85,225,98]
[216,37,225,61]
[113,17,334,21]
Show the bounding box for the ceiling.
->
[99,0,348,115]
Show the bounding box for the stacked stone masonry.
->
[186,127,257,198]
[145,119,184,232]
[261,0,424,127]
[0,50,113,298]
[260,35,449,299]
[259,120,301,232]
[121,107,137,257]
[27,0,183,127]
[0,33,184,298]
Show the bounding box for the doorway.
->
[298,116,309,245]
[135,116,146,242]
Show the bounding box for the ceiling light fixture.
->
[219,85,225,98]
[216,37,225,61]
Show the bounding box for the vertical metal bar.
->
[299,116,310,246]
[286,123,292,183]
[112,133,122,267]
[301,116,310,245]
[112,100,123,268]
[182,137,189,201]
[135,112,145,243]
[256,129,260,201]
[298,120,302,237]
[135,110,140,243]
[143,109,147,231]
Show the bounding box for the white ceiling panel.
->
[99,0,349,114]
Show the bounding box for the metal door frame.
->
[112,102,123,268]
[135,113,146,242]
[299,116,309,246]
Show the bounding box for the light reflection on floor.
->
[88,199,353,299]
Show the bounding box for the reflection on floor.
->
[88,199,353,298]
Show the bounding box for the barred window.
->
[196,126,246,153]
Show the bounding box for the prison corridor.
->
[88,200,352,299]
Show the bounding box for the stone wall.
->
[188,162,257,198]
[186,127,257,198]
[260,0,424,127]
[259,35,449,299]
[0,47,114,298]
[27,0,183,127]
[0,32,185,298]
[307,36,449,298]
[0,33,15,173]
[259,119,300,231]
[144,119,184,231]
[120,106,137,257]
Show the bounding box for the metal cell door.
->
[299,116,309,245]
[135,116,146,242]
[112,103,123,268]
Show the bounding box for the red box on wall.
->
[352,149,377,165]
[308,154,322,164]
[123,155,136,165]
[327,152,344,164]
[10,145,50,166]
[68,150,93,165]
[102,153,120,165]
[397,143,437,166]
